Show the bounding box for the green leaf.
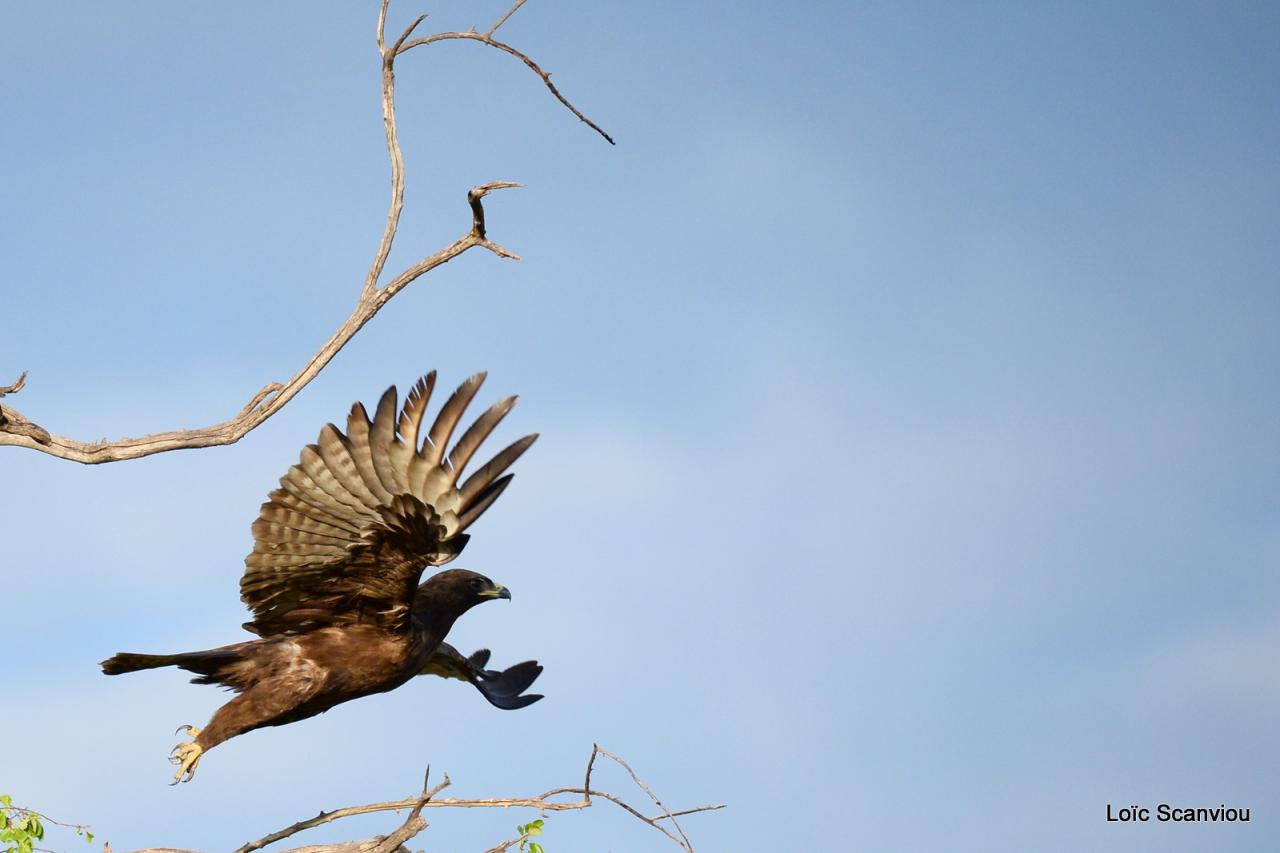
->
[85,832,94,843]
[0,795,11,808]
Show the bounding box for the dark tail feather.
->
[101,648,242,681]
[101,652,187,675]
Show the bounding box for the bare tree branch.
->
[2,0,611,465]
[233,772,453,853]
[396,28,614,146]
[210,747,721,853]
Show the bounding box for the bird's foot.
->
[169,727,204,784]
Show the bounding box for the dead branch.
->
[203,746,720,853]
[233,769,452,853]
[2,0,610,465]
[396,30,615,146]
[14,746,726,853]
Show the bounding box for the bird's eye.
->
[469,578,486,590]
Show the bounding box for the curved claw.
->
[169,726,205,784]
[174,723,201,736]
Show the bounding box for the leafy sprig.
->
[0,796,94,853]
[515,818,546,853]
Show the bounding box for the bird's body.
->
[102,373,544,782]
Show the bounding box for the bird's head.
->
[415,568,511,628]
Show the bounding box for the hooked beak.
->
[480,583,512,601]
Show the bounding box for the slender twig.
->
[362,2,414,301]
[486,0,528,37]
[389,13,427,59]
[2,0,611,465]
[398,31,615,145]
[583,742,600,804]
[596,746,694,850]
[479,837,525,853]
[656,805,726,822]
[0,803,91,836]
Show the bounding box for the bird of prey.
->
[101,372,543,783]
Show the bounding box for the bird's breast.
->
[296,624,434,696]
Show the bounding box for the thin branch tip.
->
[376,0,389,51]
[0,371,28,397]
[486,0,530,37]
[469,181,524,200]
[480,240,521,260]
[394,28,614,145]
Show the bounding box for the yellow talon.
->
[169,728,205,784]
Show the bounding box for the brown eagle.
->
[101,372,543,783]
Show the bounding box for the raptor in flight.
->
[102,372,543,783]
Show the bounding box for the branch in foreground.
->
[2,0,611,465]
[127,747,721,853]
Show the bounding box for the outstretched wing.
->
[419,642,545,710]
[241,372,537,637]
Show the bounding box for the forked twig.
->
[233,772,453,853]
[0,372,51,445]
[2,0,611,464]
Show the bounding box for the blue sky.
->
[2,2,1278,851]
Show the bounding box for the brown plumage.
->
[101,372,543,783]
